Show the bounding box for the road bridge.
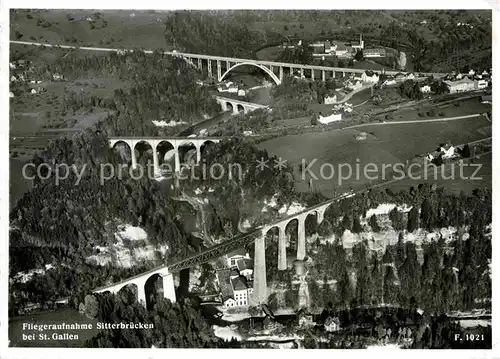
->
[10,41,448,87]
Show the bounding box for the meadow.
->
[258,115,491,196]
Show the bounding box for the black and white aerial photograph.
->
[4,2,496,353]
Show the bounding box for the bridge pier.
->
[300,68,304,78]
[137,285,147,305]
[174,147,181,173]
[311,69,315,81]
[297,216,306,260]
[196,145,201,163]
[162,273,176,303]
[208,59,212,77]
[253,236,267,304]
[217,60,222,82]
[198,58,202,70]
[322,70,326,82]
[278,225,287,270]
[153,145,160,176]
[332,70,336,79]
[279,66,283,82]
[131,142,138,170]
[226,60,230,71]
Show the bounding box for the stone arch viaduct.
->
[109,136,222,175]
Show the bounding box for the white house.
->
[10,75,17,82]
[318,113,342,125]
[237,89,246,97]
[420,85,432,93]
[440,145,456,159]
[30,88,37,94]
[405,73,416,80]
[444,78,475,93]
[53,73,64,81]
[224,298,236,308]
[468,69,476,76]
[9,91,14,98]
[475,79,488,90]
[236,259,253,279]
[231,276,249,307]
[226,249,250,268]
[325,316,340,332]
[324,95,337,104]
[9,62,16,69]
[361,71,379,84]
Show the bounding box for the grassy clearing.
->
[390,153,492,195]
[11,10,171,50]
[258,115,491,196]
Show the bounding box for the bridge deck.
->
[10,41,446,78]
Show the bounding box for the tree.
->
[354,49,364,61]
[310,114,318,126]
[337,268,352,308]
[461,144,471,158]
[84,294,99,319]
[389,207,404,231]
[407,206,419,232]
[369,214,381,232]
[352,217,363,233]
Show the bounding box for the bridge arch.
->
[219,62,281,86]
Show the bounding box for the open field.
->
[11,10,171,50]
[258,115,491,197]
[390,153,491,195]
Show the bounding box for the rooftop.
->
[226,248,248,258]
[237,258,253,272]
[231,276,248,291]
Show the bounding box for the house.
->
[350,34,364,50]
[443,78,475,93]
[324,316,340,332]
[475,79,488,90]
[224,297,236,308]
[297,309,315,327]
[324,95,337,104]
[468,69,476,76]
[10,75,17,82]
[364,48,386,58]
[405,73,415,80]
[345,80,362,91]
[9,91,14,98]
[293,259,306,276]
[440,144,456,159]
[226,249,250,268]
[237,89,246,97]
[231,276,249,306]
[236,258,253,278]
[53,73,64,81]
[332,42,349,57]
[382,79,397,87]
[229,268,240,279]
[420,85,432,93]
[30,88,37,94]
[9,62,16,69]
[361,71,379,84]
[481,95,492,104]
[394,73,406,81]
